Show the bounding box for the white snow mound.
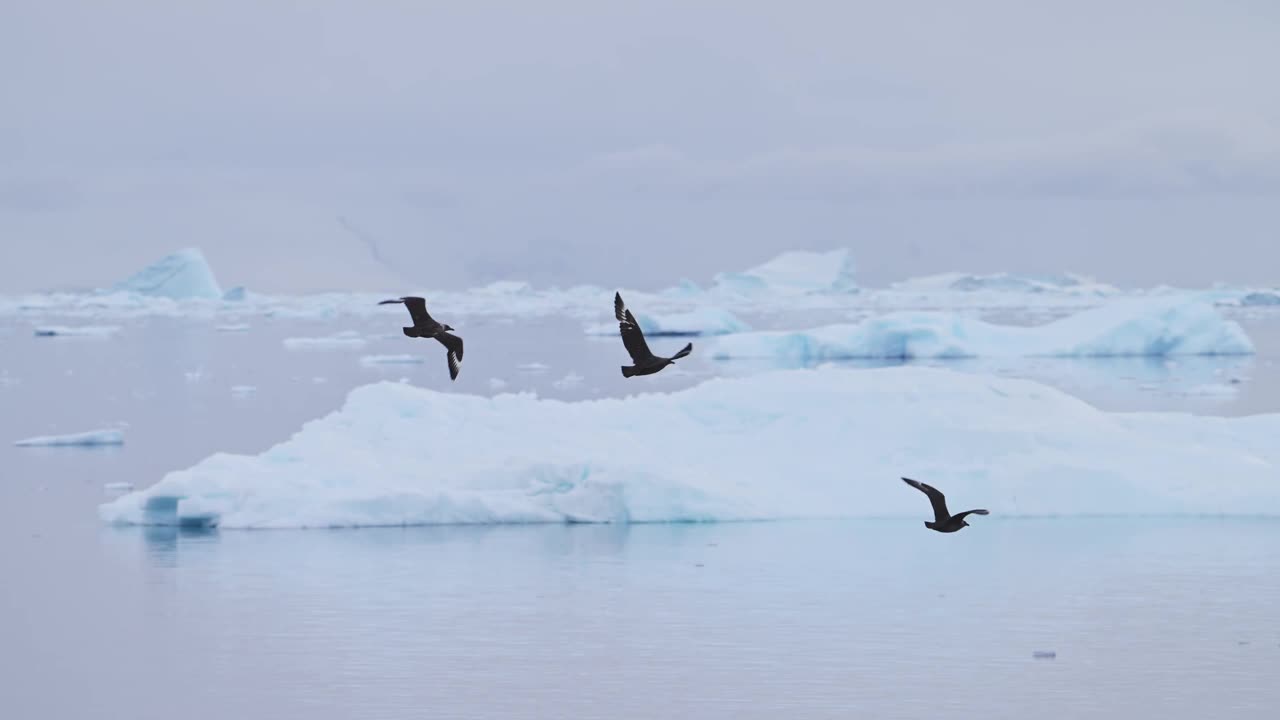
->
[111,248,223,300]
[16,429,124,447]
[712,249,857,296]
[709,297,1252,363]
[100,367,1280,529]
[585,307,750,337]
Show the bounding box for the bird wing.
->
[902,477,950,522]
[378,296,435,326]
[952,509,989,523]
[620,308,656,363]
[435,332,463,381]
[614,291,628,323]
[401,296,435,327]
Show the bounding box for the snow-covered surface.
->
[585,307,750,337]
[110,248,224,300]
[711,249,857,296]
[16,428,124,447]
[709,298,1252,363]
[100,367,1280,529]
[283,331,367,350]
[33,325,120,337]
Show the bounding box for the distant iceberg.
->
[16,428,124,447]
[1237,291,1280,307]
[111,248,224,300]
[99,366,1280,529]
[894,272,1117,296]
[585,307,750,337]
[711,249,857,296]
[708,298,1252,364]
[33,325,120,337]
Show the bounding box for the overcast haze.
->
[2,0,1278,293]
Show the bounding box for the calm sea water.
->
[3,310,1280,719]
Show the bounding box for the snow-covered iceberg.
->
[711,249,857,296]
[100,366,1280,529]
[16,428,124,447]
[708,298,1252,364]
[110,248,223,300]
[585,307,750,337]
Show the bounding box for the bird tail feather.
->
[671,343,693,360]
[403,327,422,338]
[621,365,638,378]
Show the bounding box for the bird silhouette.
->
[378,296,463,380]
[614,292,692,378]
[902,477,988,533]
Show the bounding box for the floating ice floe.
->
[283,331,367,350]
[230,385,257,397]
[708,297,1253,364]
[16,428,124,447]
[110,248,224,300]
[100,366,1280,529]
[360,354,425,366]
[552,372,585,389]
[893,272,1117,296]
[104,482,135,492]
[585,307,750,337]
[33,325,120,338]
[215,323,251,333]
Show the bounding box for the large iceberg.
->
[585,307,750,337]
[110,248,223,300]
[711,249,857,296]
[100,366,1280,529]
[708,297,1252,364]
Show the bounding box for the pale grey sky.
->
[2,0,1278,293]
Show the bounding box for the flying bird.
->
[901,477,989,533]
[614,292,692,378]
[378,296,464,380]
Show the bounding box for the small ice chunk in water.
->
[33,325,120,338]
[231,385,257,397]
[489,378,508,391]
[518,362,550,373]
[360,354,424,366]
[1032,650,1057,660]
[283,331,367,350]
[15,429,125,447]
[104,482,134,492]
[216,324,251,333]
